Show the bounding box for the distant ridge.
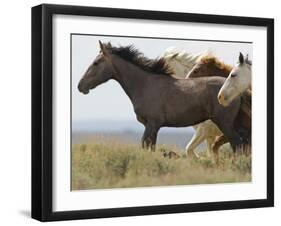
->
[72,130,196,150]
[72,119,194,134]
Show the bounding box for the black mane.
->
[104,43,173,76]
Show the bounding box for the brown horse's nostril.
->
[78,81,89,94]
[78,82,83,92]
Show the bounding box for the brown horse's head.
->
[78,41,114,94]
[186,54,232,79]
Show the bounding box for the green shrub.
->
[71,140,251,190]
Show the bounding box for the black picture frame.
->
[32,3,274,222]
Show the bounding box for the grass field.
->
[71,138,251,190]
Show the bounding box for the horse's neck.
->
[111,55,148,101]
[204,66,232,78]
[217,68,232,78]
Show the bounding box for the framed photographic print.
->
[32,4,274,221]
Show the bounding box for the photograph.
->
[71,34,252,190]
[0,0,277,223]
[31,3,274,221]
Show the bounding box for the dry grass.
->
[71,139,251,190]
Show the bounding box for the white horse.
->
[218,52,252,106]
[162,48,222,157]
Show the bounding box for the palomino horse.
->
[187,54,251,156]
[163,50,232,157]
[78,41,243,153]
[218,52,252,106]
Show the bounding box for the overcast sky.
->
[72,35,252,130]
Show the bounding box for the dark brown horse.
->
[187,54,251,154]
[78,42,243,152]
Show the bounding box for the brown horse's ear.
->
[99,40,111,58]
[99,40,113,66]
[239,52,244,64]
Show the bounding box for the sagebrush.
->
[72,139,251,190]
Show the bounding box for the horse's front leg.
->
[141,124,159,151]
[206,137,215,157]
[212,117,243,153]
[185,132,203,158]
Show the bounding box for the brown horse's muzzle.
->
[78,81,89,94]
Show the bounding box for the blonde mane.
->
[198,53,233,73]
[162,47,202,68]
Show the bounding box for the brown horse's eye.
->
[93,62,98,66]
[231,73,237,78]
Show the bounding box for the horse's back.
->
[159,76,227,126]
[175,76,226,99]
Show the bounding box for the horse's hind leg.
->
[212,135,228,155]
